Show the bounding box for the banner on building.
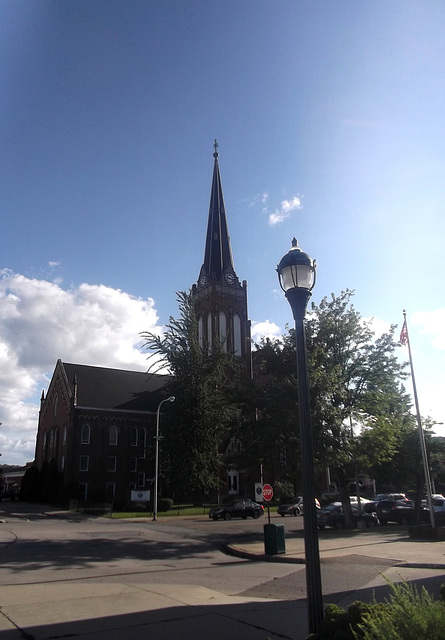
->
[131,490,150,502]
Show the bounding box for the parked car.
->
[432,496,445,512]
[209,500,264,521]
[317,502,378,530]
[362,493,407,513]
[349,496,372,507]
[277,497,321,516]
[375,498,429,525]
[277,498,303,517]
[420,495,445,510]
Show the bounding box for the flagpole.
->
[401,310,435,528]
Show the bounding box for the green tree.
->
[306,291,412,522]
[230,333,302,491]
[236,291,413,526]
[375,417,441,503]
[141,291,241,502]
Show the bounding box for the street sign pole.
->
[262,484,273,524]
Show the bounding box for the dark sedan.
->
[209,500,264,521]
[362,493,407,514]
[375,499,427,525]
[317,502,378,530]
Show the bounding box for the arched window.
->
[233,313,242,356]
[139,428,147,458]
[219,310,227,351]
[81,424,90,445]
[207,312,213,353]
[109,425,118,446]
[53,393,59,417]
[130,426,138,447]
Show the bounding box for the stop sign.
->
[262,483,273,502]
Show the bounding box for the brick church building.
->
[34,144,251,507]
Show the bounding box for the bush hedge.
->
[309,580,445,640]
[158,498,173,512]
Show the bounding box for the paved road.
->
[1,501,313,639]
[0,503,295,592]
[1,502,445,639]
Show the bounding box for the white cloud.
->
[0,270,162,466]
[411,309,445,351]
[251,320,281,343]
[268,196,302,226]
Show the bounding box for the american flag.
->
[400,320,408,346]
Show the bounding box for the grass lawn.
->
[109,503,278,518]
[109,504,218,518]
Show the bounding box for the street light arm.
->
[153,396,175,522]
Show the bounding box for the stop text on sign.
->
[262,484,273,501]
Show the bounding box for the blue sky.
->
[1,1,444,465]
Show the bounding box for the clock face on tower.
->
[224,272,235,285]
[199,275,207,287]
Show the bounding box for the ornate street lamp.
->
[153,395,175,522]
[277,238,323,633]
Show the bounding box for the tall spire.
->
[198,141,236,284]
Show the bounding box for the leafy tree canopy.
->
[235,290,415,513]
[306,291,412,481]
[141,291,241,499]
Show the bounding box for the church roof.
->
[61,361,170,413]
[199,141,236,281]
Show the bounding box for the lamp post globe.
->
[277,237,316,320]
[153,395,175,522]
[277,239,323,634]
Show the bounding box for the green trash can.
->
[264,523,286,555]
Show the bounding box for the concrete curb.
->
[222,544,445,571]
[223,544,305,564]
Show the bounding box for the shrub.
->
[356,580,445,640]
[309,601,377,639]
[19,466,41,502]
[158,498,173,512]
[309,581,445,640]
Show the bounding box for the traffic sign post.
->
[261,482,286,555]
[262,484,273,523]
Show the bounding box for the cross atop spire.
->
[213,139,219,158]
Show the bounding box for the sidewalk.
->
[226,525,445,633]
[226,525,445,569]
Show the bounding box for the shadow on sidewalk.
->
[2,575,444,640]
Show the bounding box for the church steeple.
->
[198,140,237,286]
[192,142,251,363]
